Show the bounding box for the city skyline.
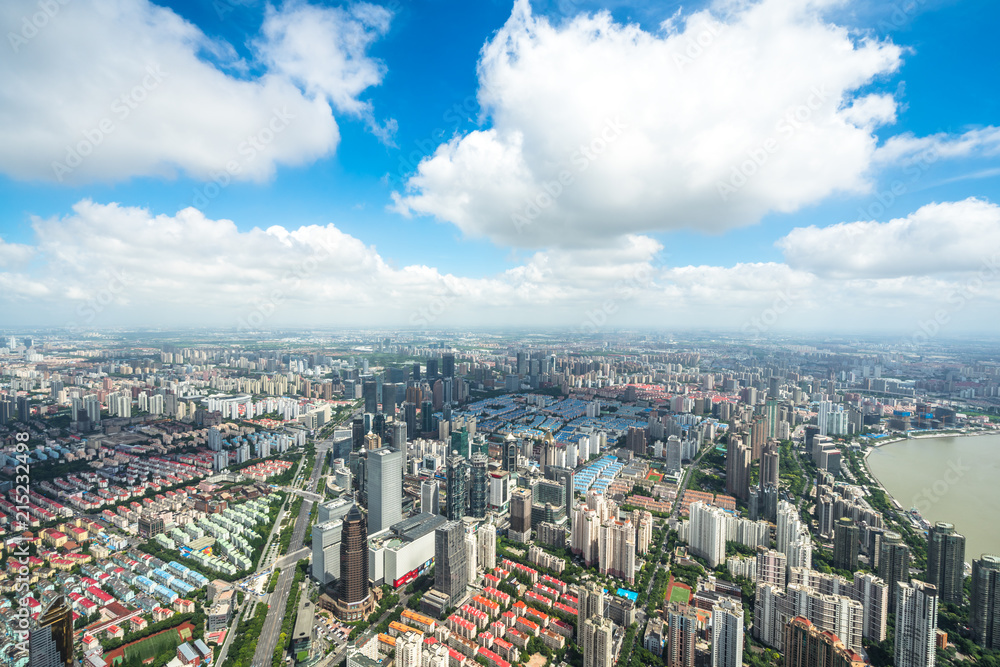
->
[0,0,999,333]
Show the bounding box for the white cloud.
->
[0,0,392,184]
[873,126,1000,166]
[0,237,35,268]
[2,198,998,335]
[778,197,1000,278]
[257,0,397,144]
[392,0,905,247]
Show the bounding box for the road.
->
[251,439,330,667]
[670,441,715,519]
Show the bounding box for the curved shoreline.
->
[863,427,997,450]
[862,430,1000,558]
[861,429,998,510]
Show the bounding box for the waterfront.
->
[866,432,1000,562]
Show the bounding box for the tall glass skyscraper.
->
[445,452,467,521]
[367,447,403,534]
[469,453,488,518]
[29,596,73,667]
[434,520,468,605]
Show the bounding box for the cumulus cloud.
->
[778,197,1000,278]
[392,0,906,247]
[0,238,35,268]
[874,126,1000,166]
[256,0,398,144]
[0,0,392,184]
[4,198,998,334]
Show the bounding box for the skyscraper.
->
[688,502,727,569]
[434,521,468,606]
[667,603,698,667]
[578,582,605,627]
[711,597,744,667]
[503,437,518,471]
[478,518,497,570]
[352,416,365,452]
[391,420,407,449]
[421,479,440,515]
[764,399,779,438]
[817,400,832,437]
[784,617,865,667]
[878,531,911,611]
[29,596,73,667]
[421,400,435,434]
[404,402,417,440]
[367,447,403,534]
[334,505,374,620]
[895,580,938,667]
[725,436,750,500]
[451,428,470,460]
[755,546,787,590]
[852,572,889,643]
[469,453,488,518]
[598,518,636,583]
[509,488,532,542]
[927,522,966,605]
[776,500,800,554]
[971,555,1000,650]
[312,519,344,584]
[760,442,779,488]
[442,353,455,378]
[363,380,378,415]
[626,426,646,456]
[833,518,859,572]
[582,617,615,667]
[445,452,467,521]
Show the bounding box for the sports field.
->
[666,575,692,604]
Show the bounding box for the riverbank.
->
[864,432,1000,561]
[863,427,997,451]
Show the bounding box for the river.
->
[865,432,1000,563]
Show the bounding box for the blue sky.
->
[1,0,999,334]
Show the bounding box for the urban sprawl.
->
[7,332,1000,667]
